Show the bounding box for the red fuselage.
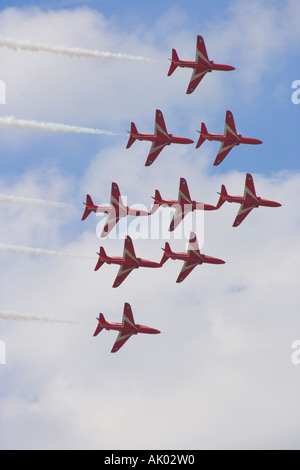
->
[174,60,235,73]
[168,251,225,265]
[222,194,281,208]
[98,255,162,269]
[154,198,216,211]
[133,132,194,146]
[84,204,148,217]
[202,132,262,146]
[84,204,110,215]
[97,321,160,335]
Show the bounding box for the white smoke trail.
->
[0,37,154,62]
[0,116,122,136]
[0,310,79,324]
[0,243,93,259]
[0,193,72,208]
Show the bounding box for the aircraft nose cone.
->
[152,328,161,334]
[147,327,161,334]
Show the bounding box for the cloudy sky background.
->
[0,0,300,450]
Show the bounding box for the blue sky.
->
[1,0,300,451]
[2,0,227,21]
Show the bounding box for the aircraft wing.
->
[233,175,259,226]
[112,237,138,287]
[213,141,237,166]
[122,303,138,330]
[144,110,171,165]
[176,260,199,283]
[224,110,238,140]
[110,182,126,214]
[145,140,168,166]
[123,236,138,264]
[176,232,204,281]
[186,35,211,94]
[178,178,192,205]
[169,178,193,231]
[100,210,122,237]
[112,264,136,288]
[169,204,192,231]
[187,231,203,259]
[111,330,135,353]
[100,182,127,237]
[213,111,240,165]
[154,109,169,140]
[195,36,211,66]
[233,203,256,227]
[243,173,258,201]
[186,67,208,94]
[110,303,138,352]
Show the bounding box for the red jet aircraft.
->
[94,235,163,287]
[126,109,194,166]
[93,302,160,353]
[196,110,263,166]
[216,173,281,227]
[82,182,149,237]
[151,177,217,231]
[161,232,225,283]
[168,35,235,94]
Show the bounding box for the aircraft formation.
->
[125,107,263,167]
[82,35,281,353]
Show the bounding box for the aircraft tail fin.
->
[81,194,95,220]
[167,49,179,76]
[216,184,228,209]
[160,242,172,265]
[149,189,163,215]
[196,122,208,148]
[153,189,163,204]
[93,313,106,337]
[126,122,138,148]
[94,246,107,271]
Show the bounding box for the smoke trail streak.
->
[0,310,79,324]
[0,37,154,62]
[0,243,93,259]
[0,116,123,136]
[0,193,72,207]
